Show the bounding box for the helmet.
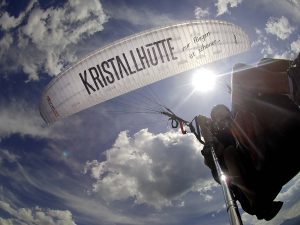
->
[210,104,232,131]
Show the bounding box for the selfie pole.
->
[198,115,243,225]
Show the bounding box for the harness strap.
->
[180,121,187,134]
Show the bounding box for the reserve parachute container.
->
[39,20,250,123]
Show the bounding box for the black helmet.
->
[210,104,232,131]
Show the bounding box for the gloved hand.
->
[201,143,221,184]
[197,115,214,143]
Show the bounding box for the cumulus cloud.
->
[253,0,300,23]
[0,0,36,30]
[0,157,145,225]
[252,28,293,59]
[0,200,77,225]
[265,16,295,40]
[215,0,242,16]
[291,36,300,54]
[0,33,13,53]
[194,6,210,19]
[0,0,108,80]
[288,0,300,11]
[0,128,221,225]
[84,129,210,208]
[252,28,276,57]
[0,100,57,139]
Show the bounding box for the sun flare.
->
[192,68,216,92]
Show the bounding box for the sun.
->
[192,68,216,92]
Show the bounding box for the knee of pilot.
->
[258,58,273,65]
[261,58,272,61]
[232,63,248,72]
[232,63,249,84]
[223,146,239,160]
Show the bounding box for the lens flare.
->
[220,174,227,181]
[192,68,216,92]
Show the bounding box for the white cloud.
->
[277,174,300,203]
[84,129,210,208]
[0,0,108,80]
[0,160,148,225]
[255,0,300,23]
[0,2,22,29]
[252,28,275,57]
[0,100,58,139]
[0,33,13,56]
[194,6,210,19]
[0,201,77,225]
[0,149,20,164]
[0,127,224,225]
[0,0,36,30]
[291,36,300,54]
[215,0,242,16]
[265,16,295,40]
[288,0,300,7]
[252,28,293,59]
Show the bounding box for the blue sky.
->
[0,0,300,225]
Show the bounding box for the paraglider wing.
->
[39,20,250,124]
